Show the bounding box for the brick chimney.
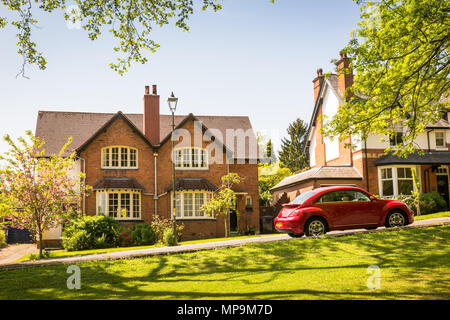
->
[143,84,160,145]
[335,51,353,99]
[313,68,324,104]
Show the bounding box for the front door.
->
[229,210,238,232]
[437,173,450,208]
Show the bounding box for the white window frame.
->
[174,147,209,170]
[101,146,138,169]
[378,165,419,197]
[96,189,142,220]
[435,131,446,149]
[171,191,214,219]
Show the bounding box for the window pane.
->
[398,180,413,195]
[195,193,204,216]
[354,191,370,201]
[397,168,405,178]
[382,180,394,196]
[174,149,182,168]
[201,149,207,167]
[192,148,199,167]
[133,194,140,218]
[184,193,193,217]
[108,193,119,217]
[111,148,119,167]
[121,148,128,167]
[183,149,190,167]
[102,148,110,167]
[120,193,130,218]
[436,132,445,147]
[382,168,392,179]
[173,193,181,218]
[97,192,107,215]
[130,149,137,167]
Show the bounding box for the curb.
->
[1,219,449,271]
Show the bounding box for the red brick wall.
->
[81,116,259,240]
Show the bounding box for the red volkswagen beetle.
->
[274,186,414,237]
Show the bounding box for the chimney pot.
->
[152,84,157,95]
[339,50,347,59]
[317,68,323,77]
[145,86,150,95]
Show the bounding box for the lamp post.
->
[168,92,179,245]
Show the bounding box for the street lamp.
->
[168,92,178,245]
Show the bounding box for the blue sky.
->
[0,0,361,155]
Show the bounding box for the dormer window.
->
[102,147,138,169]
[174,147,208,169]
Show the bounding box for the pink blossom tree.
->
[0,131,90,257]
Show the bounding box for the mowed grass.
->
[414,211,450,221]
[17,234,276,262]
[1,225,449,300]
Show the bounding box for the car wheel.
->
[288,232,304,238]
[305,217,327,237]
[385,210,407,228]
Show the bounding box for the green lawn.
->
[18,234,276,262]
[414,211,450,221]
[1,225,449,300]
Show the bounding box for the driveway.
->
[0,244,38,265]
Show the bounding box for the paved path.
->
[0,244,38,265]
[1,217,449,270]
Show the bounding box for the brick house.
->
[36,85,260,246]
[271,52,450,208]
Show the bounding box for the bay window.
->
[378,166,417,197]
[96,190,141,219]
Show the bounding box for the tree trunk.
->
[224,213,229,238]
[38,231,43,258]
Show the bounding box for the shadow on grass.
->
[0,226,449,300]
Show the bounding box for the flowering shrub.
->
[62,216,121,251]
[162,223,184,246]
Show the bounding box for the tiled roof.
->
[374,151,450,166]
[35,111,260,159]
[426,118,450,129]
[93,177,145,191]
[165,178,218,192]
[271,166,362,191]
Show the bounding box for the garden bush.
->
[130,223,157,246]
[0,228,6,248]
[62,216,121,251]
[393,192,446,215]
[162,223,184,246]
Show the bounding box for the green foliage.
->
[324,0,450,157]
[0,228,6,248]
[279,118,309,172]
[130,223,157,246]
[162,223,184,246]
[258,163,292,206]
[62,216,121,251]
[394,192,447,215]
[1,0,225,76]
[201,173,241,237]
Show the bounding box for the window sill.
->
[101,168,139,170]
[175,218,216,222]
[175,167,209,171]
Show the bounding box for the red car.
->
[274,186,414,237]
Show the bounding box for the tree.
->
[323,0,450,157]
[258,163,292,206]
[279,118,309,172]
[0,131,89,257]
[1,0,274,77]
[201,173,240,238]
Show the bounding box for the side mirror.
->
[370,196,376,201]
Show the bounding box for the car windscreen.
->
[289,190,317,205]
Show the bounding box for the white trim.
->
[377,165,420,197]
[174,147,209,170]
